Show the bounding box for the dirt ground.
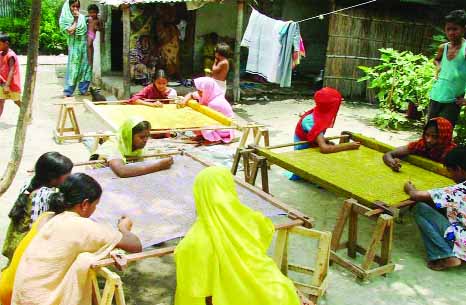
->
[0,59,463,305]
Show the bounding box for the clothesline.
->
[248,0,377,24]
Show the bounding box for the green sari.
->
[59,0,92,95]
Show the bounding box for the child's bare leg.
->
[87,38,94,66]
[0,99,5,118]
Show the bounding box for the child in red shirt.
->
[0,33,21,119]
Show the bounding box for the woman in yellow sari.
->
[174,166,304,305]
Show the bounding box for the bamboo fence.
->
[324,3,436,102]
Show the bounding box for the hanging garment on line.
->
[277,22,301,87]
[241,9,287,83]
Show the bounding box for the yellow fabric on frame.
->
[264,146,453,206]
[94,104,231,130]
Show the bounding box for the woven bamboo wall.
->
[324,3,436,102]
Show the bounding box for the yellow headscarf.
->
[174,166,300,305]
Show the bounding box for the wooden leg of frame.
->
[259,157,269,193]
[56,104,65,132]
[331,199,354,251]
[261,128,270,147]
[114,282,126,305]
[59,106,68,137]
[231,148,242,175]
[348,207,358,259]
[248,154,260,186]
[361,214,390,271]
[273,228,289,275]
[241,149,253,183]
[380,216,394,266]
[69,106,81,136]
[239,127,250,148]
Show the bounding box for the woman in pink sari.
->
[180,77,234,144]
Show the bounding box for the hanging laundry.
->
[241,9,287,83]
[293,36,306,68]
[277,22,302,87]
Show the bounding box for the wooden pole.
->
[233,0,244,104]
[122,4,131,98]
[0,0,41,196]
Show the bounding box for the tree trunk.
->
[0,0,41,196]
[233,0,245,104]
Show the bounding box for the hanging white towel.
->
[241,9,286,83]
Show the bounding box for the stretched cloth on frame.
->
[91,103,233,131]
[86,155,284,248]
[260,146,453,207]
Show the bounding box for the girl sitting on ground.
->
[128,69,178,107]
[2,152,73,262]
[174,166,312,305]
[383,117,456,172]
[178,77,234,145]
[91,117,173,178]
[8,173,141,305]
[404,147,466,271]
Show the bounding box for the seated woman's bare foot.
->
[427,257,462,271]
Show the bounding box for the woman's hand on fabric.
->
[118,216,133,232]
[387,158,402,172]
[347,141,361,150]
[404,181,416,195]
[152,101,163,108]
[159,157,174,170]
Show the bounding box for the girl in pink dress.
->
[180,77,234,144]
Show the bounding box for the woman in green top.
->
[2,152,73,263]
[429,10,466,127]
[59,0,92,97]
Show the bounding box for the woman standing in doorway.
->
[59,0,92,97]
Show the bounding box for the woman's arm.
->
[3,57,15,93]
[383,146,410,172]
[433,44,444,79]
[116,217,142,253]
[315,134,360,154]
[404,181,433,203]
[66,15,79,35]
[178,92,197,107]
[133,99,163,107]
[108,157,173,178]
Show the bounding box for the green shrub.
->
[455,110,466,147]
[358,48,435,129]
[0,0,66,54]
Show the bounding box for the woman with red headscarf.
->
[289,87,360,180]
[383,117,457,172]
[294,87,360,151]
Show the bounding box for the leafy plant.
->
[426,27,447,57]
[455,110,466,147]
[0,0,66,54]
[358,48,435,129]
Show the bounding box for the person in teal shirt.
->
[429,10,466,127]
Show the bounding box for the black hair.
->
[48,173,102,214]
[0,33,10,43]
[132,121,151,136]
[444,147,466,171]
[424,119,438,133]
[69,0,80,5]
[215,42,231,58]
[8,152,73,223]
[152,69,168,82]
[88,4,99,13]
[445,10,466,27]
